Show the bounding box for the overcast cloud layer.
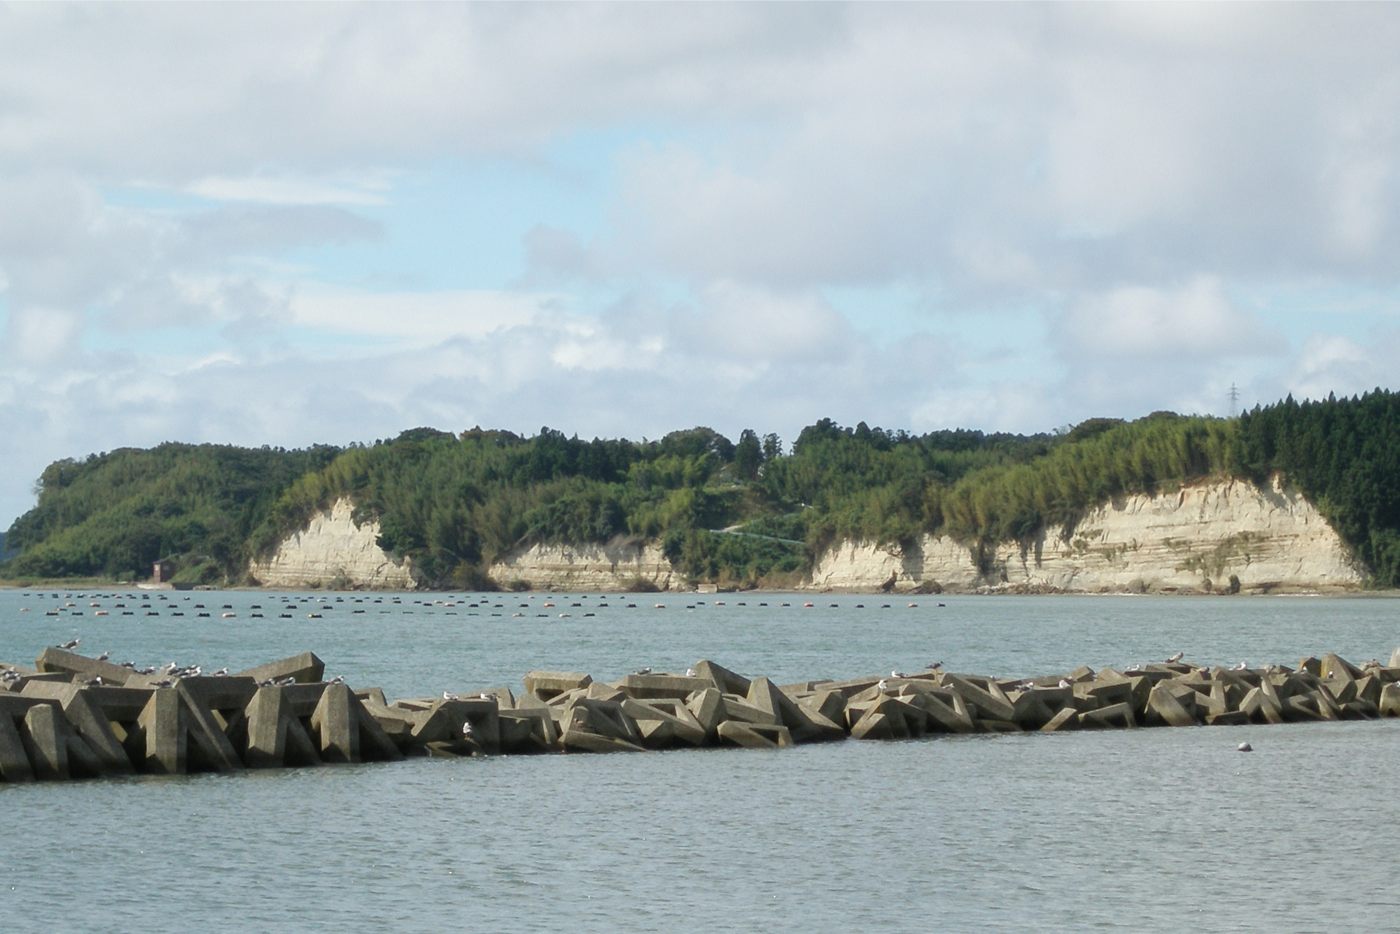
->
[2,3,1398,526]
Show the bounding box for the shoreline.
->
[1,580,1394,598]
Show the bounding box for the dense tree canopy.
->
[6,391,1400,587]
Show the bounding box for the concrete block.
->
[310,681,360,764]
[22,703,70,780]
[559,717,644,753]
[1009,687,1065,729]
[634,716,675,748]
[904,689,975,733]
[1281,695,1324,722]
[746,677,843,743]
[1353,675,1382,706]
[170,684,241,772]
[716,720,791,748]
[1297,656,1322,677]
[497,708,558,750]
[799,689,848,726]
[243,686,322,768]
[1379,683,1400,717]
[76,685,159,722]
[1239,686,1285,725]
[136,688,186,775]
[621,698,707,747]
[0,693,60,718]
[234,651,325,685]
[522,671,592,701]
[475,686,515,710]
[943,674,1016,721]
[584,682,628,703]
[719,694,780,726]
[559,698,639,744]
[1320,653,1362,683]
[822,676,883,698]
[411,697,500,752]
[1312,686,1343,720]
[355,687,388,707]
[691,660,751,695]
[1076,678,1133,710]
[1205,710,1250,726]
[1390,647,1400,669]
[855,697,920,739]
[1339,700,1379,720]
[849,708,905,741]
[34,647,136,684]
[1077,702,1136,729]
[355,704,405,761]
[0,712,36,782]
[617,673,712,700]
[65,731,105,779]
[279,683,329,718]
[60,688,134,774]
[1147,683,1200,728]
[1040,707,1080,732]
[360,700,417,742]
[178,676,258,714]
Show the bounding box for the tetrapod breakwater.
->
[4,646,1400,783]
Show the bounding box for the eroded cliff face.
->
[806,477,1363,594]
[250,478,1361,593]
[487,541,679,592]
[247,498,415,590]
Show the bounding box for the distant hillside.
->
[5,391,1400,588]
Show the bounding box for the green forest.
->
[5,391,1400,588]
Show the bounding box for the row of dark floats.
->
[3,645,1400,783]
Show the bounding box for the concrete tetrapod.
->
[5,646,1400,784]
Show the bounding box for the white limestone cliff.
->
[247,498,415,590]
[487,541,680,592]
[805,476,1362,594]
[249,478,1362,593]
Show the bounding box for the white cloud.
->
[1288,336,1386,402]
[186,171,394,207]
[1060,277,1283,358]
[288,287,549,345]
[2,305,83,364]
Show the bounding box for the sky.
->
[1,3,1399,529]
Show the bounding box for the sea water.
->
[2,590,1398,931]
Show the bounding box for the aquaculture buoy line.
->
[13,589,946,624]
[2,645,1398,784]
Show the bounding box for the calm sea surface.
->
[3,589,1399,932]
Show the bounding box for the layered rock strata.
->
[247,498,414,590]
[487,541,679,592]
[806,477,1362,594]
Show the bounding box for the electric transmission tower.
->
[1228,382,1240,418]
